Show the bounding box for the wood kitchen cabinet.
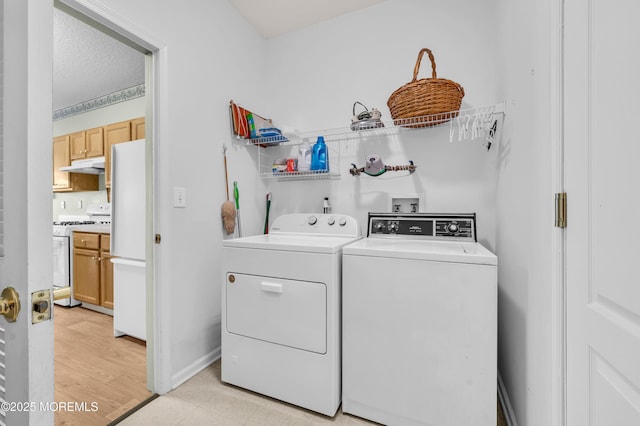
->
[131,117,145,140]
[53,116,144,192]
[104,120,132,188]
[73,231,113,309]
[70,127,104,160]
[100,235,114,309]
[53,135,99,192]
[53,135,71,190]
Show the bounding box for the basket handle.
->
[412,48,437,82]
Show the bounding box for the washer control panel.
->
[367,213,476,242]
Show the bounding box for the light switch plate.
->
[174,187,187,208]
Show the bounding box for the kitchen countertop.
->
[69,224,111,234]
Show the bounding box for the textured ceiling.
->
[52,1,383,112]
[53,7,145,112]
[228,0,385,38]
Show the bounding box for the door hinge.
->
[155,233,161,244]
[555,192,567,228]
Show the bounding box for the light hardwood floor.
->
[54,306,508,425]
[54,305,151,425]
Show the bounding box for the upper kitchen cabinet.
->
[70,127,104,160]
[53,134,98,192]
[131,117,145,140]
[53,135,70,189]
[104,120,132,188]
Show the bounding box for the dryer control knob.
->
[327,217,336,225]
[447,223,459,233]
[308,216,318,225]
[339,217,348,226]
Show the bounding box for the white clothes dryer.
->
[342,213,497,426]
[221,213,361,416]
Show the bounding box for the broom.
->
[221,146,236,235]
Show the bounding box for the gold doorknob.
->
[0,287,20,322]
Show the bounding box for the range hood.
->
[59,156,105,174]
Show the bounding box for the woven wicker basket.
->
[387,48,464,128]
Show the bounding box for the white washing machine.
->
[342,213,497,426]
[221,213,361,416]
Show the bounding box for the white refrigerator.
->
[110,139,146,341]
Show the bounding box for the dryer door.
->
[226,273,327,354]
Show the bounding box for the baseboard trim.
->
[498,371,519,426]
[171,347,221,390]
[78,302,114,317]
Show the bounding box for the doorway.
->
[52,2,157,423]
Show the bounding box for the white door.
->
[1,0,55,425]
[564,0,640,424]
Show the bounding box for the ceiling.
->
[52,1,383,112]
[228,0,384,38]
[53,7,145,112]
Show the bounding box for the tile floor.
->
[119,359,376,425]
[119,359,507,425]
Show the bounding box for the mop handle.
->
[223,148,230,200]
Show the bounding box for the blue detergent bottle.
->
[310,136,328,171]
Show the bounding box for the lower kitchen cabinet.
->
[73,232,113,309]
[100,235,114,309]
[73,247,101,305]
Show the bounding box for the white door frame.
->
[550,0,566,425]
[58,0,172,394]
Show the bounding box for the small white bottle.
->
[323,197,331,214]
[298,142,311,172]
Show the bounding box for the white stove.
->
[53,203,111,306]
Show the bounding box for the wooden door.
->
[52,134,70,190]
[131,117,145,140]
[565,0,640,424]
[73,248,101,305]
[69,131,86,160]
[85,126,104,158]
[104,120,131,188]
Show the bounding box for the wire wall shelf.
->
[245,102,505,149]
[257,139,342,181]
[261,170,342,181]
[242,102,505,180]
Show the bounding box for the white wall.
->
[73,4,558,420]
[87,0,268,388]
[52,96,145,220]
[230,0,501,250]
[89,0,503,388]
[495,0,557,424]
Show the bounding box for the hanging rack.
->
[244,102,506,150]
